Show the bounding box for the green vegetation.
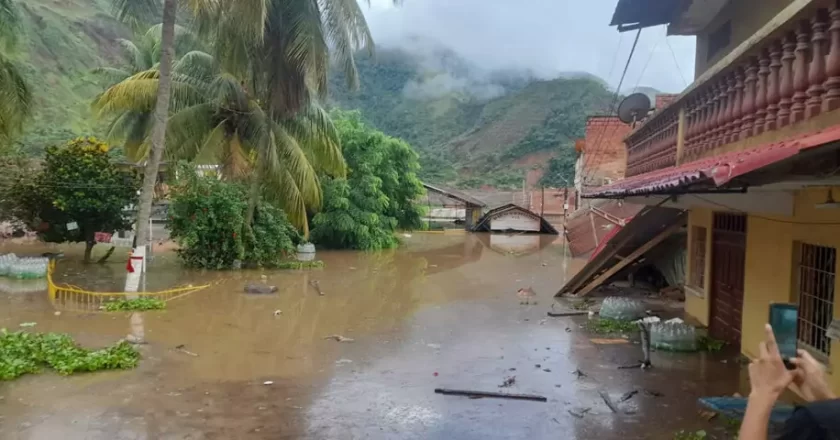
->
[697,335,726,352]
[103,297,165,311]
[569,298,596,311]
[167,166,302,269]
[310,111,425,250]
[586,318,639,335]
[8,137,139,262]
[276,260,325,270]
[0,0,32,147]
[330,52,612,188]
[0,329,139,380]
[673,430,707,440]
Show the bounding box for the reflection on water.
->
[4,233,702,440]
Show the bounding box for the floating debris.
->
[324,335,355,343]
[498,376,516,388]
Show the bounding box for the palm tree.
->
[110,0,177,252]
[94,51,345,233]
[0,0,32,146]
[110,0,377,244]
[93,24,199,162]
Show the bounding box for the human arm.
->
[738,324,797,440]
[790,349,835,402]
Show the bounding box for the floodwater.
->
[0,233,743,439]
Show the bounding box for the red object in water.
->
[433,372,438,377]
[126,258,134,273]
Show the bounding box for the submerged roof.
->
[472,204,559,235]
[422,183,487,208]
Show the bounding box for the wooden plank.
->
[576,222,683,297]
[589,211,599,248]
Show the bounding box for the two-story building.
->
[585,0,840,391]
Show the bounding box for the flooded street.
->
[0,234,742,439]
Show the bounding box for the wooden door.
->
[710,213,747,348]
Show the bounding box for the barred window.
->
[796,243,836,357]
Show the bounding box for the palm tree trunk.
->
[133,0,176,251]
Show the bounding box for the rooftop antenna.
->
[617,93,653,128]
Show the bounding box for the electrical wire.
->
[666,38,689,88]
[693,194,840,226]
[579,28,644,186]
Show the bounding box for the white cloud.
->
[362,0,695,93]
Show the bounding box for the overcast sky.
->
[363,0,696,93]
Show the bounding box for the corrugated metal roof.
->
[583,124,840,198]
[559,207,687,296]
[473,203,559,235]
[565,200,644,258]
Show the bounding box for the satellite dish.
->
[617,93,652,126]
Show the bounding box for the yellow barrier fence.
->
[47,261,208,312]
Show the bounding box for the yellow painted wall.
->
[738,187,840,394]
[685,208,713,326]
[694,0,794,78]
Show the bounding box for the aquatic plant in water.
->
[0,330,140,380]
[275,260,325,270]
[103,297,166,311]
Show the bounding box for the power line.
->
[666,38,689,88]
[693,194,840,225]
[580,28,643,186]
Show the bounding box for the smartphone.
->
[768,303,798,369]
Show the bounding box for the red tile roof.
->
[583,124,840,198]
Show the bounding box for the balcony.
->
[625,1,840,178]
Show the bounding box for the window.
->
[690,226,707,289]
[796,243,837,357]
[707,21,731,62]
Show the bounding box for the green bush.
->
[103,298,166,311]
[310,112,425,250]
[0,330,140,380]
[168,167,301,269]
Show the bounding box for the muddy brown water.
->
[0,234,743,439]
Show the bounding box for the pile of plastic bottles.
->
[0,254,49,279]
[599,297,647,321]
[650,321,698,352]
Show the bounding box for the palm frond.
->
[282,103,345,177]
[92,66,134,86]
[165,103,215,161]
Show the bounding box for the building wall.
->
[685,208,713,326]
[490,211,541,232]
[694,0,793,78]
[577,116,632,187]
[687,187,840,394]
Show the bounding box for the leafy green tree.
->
[110,0,379,251]
[10,137,139,262]
[94,49,346,234]
[539,154,577,188]
[310,112,425,250]
[167,166,301,269]
[0,0,32,144]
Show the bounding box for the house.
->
[584,0,840,391]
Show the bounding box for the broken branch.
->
[434,388,547,402]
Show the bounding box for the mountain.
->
[13,3,617,189]
[15,0,128,152]
[329,47,615,188]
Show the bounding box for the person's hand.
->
[748,324,797,400]
[791,349,835,402]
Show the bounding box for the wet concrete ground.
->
[0,234,744,439]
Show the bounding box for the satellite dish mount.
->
[617,93,653,128]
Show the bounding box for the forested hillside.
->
[329,47,615,188]
[15,2,616,189]
[14,0,127,152]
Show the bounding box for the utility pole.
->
[540,185,545,217]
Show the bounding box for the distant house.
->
[472,204,558,235]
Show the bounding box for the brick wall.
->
[577,116,632,187]
[655,94,679,111]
